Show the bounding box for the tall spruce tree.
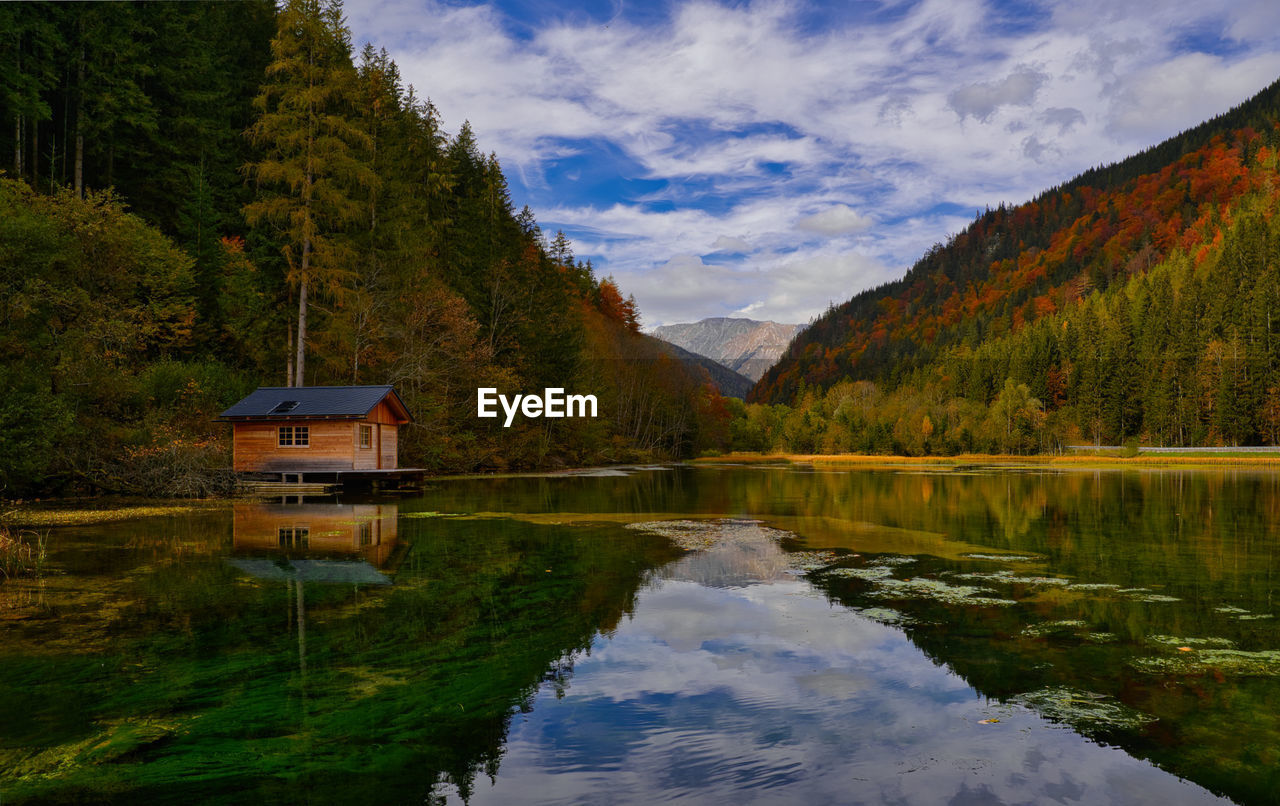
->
[243,0,374,387]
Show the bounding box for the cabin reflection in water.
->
[229,502,405,585]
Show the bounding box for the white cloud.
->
[948,66,1049,121]
[1105,52,1280,142]
[795,204,874,236]
[344,0,1280,325]
[712,235,752,253]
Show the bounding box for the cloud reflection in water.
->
[438,532,1229,805]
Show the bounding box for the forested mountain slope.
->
[649,338,755,399]
[751,77,1280,451]
[0,0,727,496]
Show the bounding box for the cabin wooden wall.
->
[233,421,358,472]
[353,421,378,471]
[369,401,401,425]
[381,425,397,469]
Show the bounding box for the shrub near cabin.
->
[477,388,598,427]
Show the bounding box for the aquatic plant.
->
[0,525,46,580]
[1014,687,1155,731]
[855,607,917,626]
[624,519,792,552]
[825,566,895,581]
[1130,593,1181,603]
[785,550,841,571]
[869,576,1017,607]
[1147,635,1235,649]
[952,570,1071,587]
[2,503,211,528]
[1132,649,1280,677]
[1021,620,1089,638]
[962,553,1040,562]
[867,555,916,566]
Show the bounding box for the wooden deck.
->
[237,468,428,495]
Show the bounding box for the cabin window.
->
[359,424,373,448]
[278,526,309,549]
[279,426,310,447]
[357,520,373,546]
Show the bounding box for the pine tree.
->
[243,0,375,387]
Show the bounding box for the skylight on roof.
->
[270,400,300,414]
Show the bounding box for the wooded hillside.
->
[0,0,728,496]
[750,78,1280,453]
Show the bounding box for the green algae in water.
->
[962,553,1040,562]
[1131,593,1182,603]
[1215,606,1249,614]
[867,555,916,566]
[1069,583,1122,591]
[624,519,793,552]
[826,562,1017,606]
[825,566,895,581]
[869,577,1017,607]
[855,607,918,626]
[1132,649,1280,676]
[1021,620,1089,638]
[952,570,1071,587]
[1014,687,1156,731]
[786,550,841,571]
[1147,635,1235,649]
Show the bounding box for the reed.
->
[0,524,47,580]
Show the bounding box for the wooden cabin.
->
[219,385,412,476]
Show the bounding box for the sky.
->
[343,0,1280,327]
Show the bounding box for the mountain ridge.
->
[652,317,804,382]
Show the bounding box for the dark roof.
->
[218,385,412,422]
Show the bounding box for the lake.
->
[2,464,1279,804]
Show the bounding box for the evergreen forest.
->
[0,0,730,497]
[746,78,1280,456]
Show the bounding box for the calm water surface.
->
[3,466,1279,804]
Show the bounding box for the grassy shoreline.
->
[11,451,1280,526]
[1,500,231,528]
[694,451,1280,469]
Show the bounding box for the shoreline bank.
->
[694,451,1280,470]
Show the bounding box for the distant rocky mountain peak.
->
[651,317,805,382]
